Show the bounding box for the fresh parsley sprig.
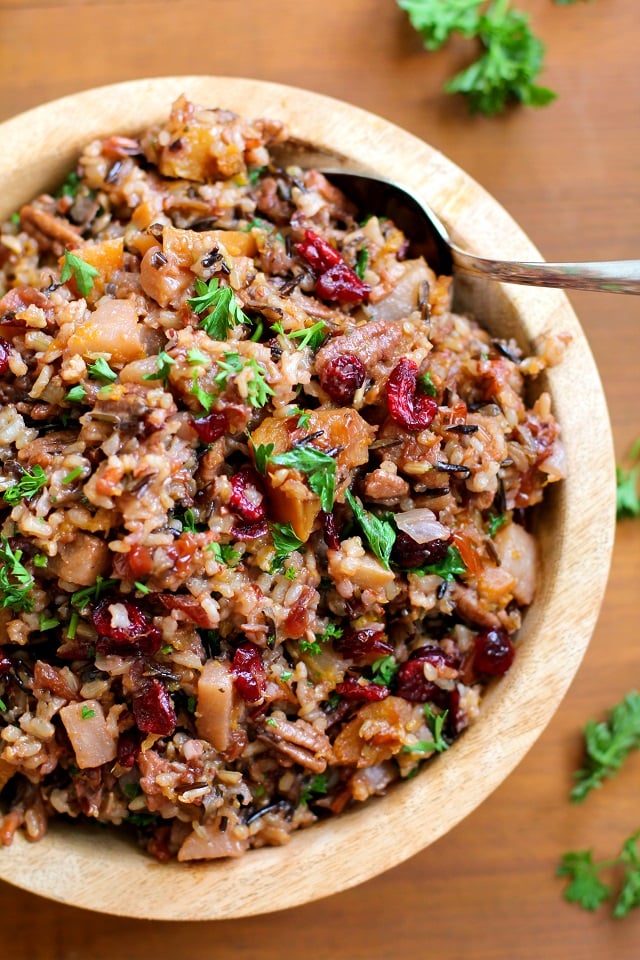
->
[558,831,640,918]
[570,691,640,803]
[402,705,450,755]
[345,489,396,569]
[409,544,467,581]
[142,350,176,387]
[3,465,48,506]
[616,438,640,520]
[213,352,274,409]
[269,446,336,512]
[187,278,249,341]
[398,0,558,116]
[60,250,99,297]
[272,320,328,351]
[270,521,305,571]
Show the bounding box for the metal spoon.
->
[322,171,640,295]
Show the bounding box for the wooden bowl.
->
[0,76,615,920]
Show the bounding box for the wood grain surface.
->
[0,0,638,956]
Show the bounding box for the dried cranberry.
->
[394,646,456,705]
[335,677,389,702]
[132,679,176,736]
[392,532,451,570]
[229,466,266,522]
[320,510,341,551]
[295,229,342,273]
[473,628,515,676]
[336,626,393,664]
[0,649,11,675]
[0,337,10,375]
[386,358,438,431]
[232,642,266,703]
[190,410,228,444]
[320,353,366,405]
[117,730,141,768]
[231,519,269,540]
[127,544,153,578]
[315,262,370,304]
[91,599,162,657]
[295,229,370,305]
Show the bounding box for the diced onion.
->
[395,508,450,544]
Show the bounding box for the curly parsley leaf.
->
[409,544,467,581]
[60,250,99,297]
[0,536,35,613]
[570,692,640,803]
[557,850,613,912]
[398,0,482,50]
[345,489,396,569]
[187,278,249,341]
[270,522,305,571]
[3,465,48,505]
[270,447,336,513]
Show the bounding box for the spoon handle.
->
[451,249,640,294]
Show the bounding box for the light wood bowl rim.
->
[0,76,615,920]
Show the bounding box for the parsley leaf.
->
[208,542,241,567]
[403,705,450,755]
[616,439,640,519]
[270,521,305,571]
[70,576,118,611]
[355,248,369,280]
[60,250,99,297]
[570,691,640,803]
[55,170,81,199]
[345,489,396,569]
[409,544,466,581]
[0,536,35,613]
[213,352,274,409]
[418,371,437,397]
[487,512,508,536]
[249,439,275,476]
[272,320,328,351]
[66,384,87,404]
[81,705,96,720]
[557,850,613,912]
[269,446,336,513]
[87,357,118,383]
[371,655,399,686]
[187,278,249,340]
[142,350,176,386]
[398,0,481,50]
[3,465,48,505]
[615,832,640,918]
[300,773,328,806]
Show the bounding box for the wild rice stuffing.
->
[0,97,566,861]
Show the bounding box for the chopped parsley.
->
[616,439,640,519]
[281,670,293,682]
[249,439,275,476]
[269,446,336,512]
[248,166,267,185]
[81,705,96,720]
[0,697,6,711]
[33,554,48,568]
[122,782,142,800]
[60,250,99,297]
[87,357,118,383]
[418,371,437,397]
[409,544,466,581]
[187,347,208,366]
[570,691,640,803]
[65,384,87,404]
[208,542,241,567]
[186,695,197,714]
[288,406,311,430]
[402,705,450,755]
[39,613,60,631]
[55,170,81,199]
[371,655,399,686]
[190,377,215,413]
[187,278,249,340]
[272,320,328,351]
[134,581,151,595]
[487,512,508,536]
[345,489,396,569]
[62,467,83,485]
[265,717,278,727]
[284,566,297,581]
[70,576,118,611]
[300,773,328,806]
[180,508,203,533]
[142,350,176,386]
[213,352,274,408]
[270,521,305,571]
[0,536,35,613]
[355,247,369,280]
[3,464,48,505]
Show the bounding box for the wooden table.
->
[0,0,638,956]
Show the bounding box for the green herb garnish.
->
[616,439,640,519]
[270,522,305,571]
[3,465,48,505]
[55,170,81,199]
[272,320,328,351]
[558,831,640,918]
[81,705,96,720]
[39,613,60,631]
[410,544,466,581]
[355,247,369,280]
[142,350,176,386]
[300,773,328,806]
[345,489,396,569]
[418,371,437,397]
[87,357,118,383]
[402,705,450,755]
[371,655,399,686]
[269,446,336,512]
[70,576,118,611]
[187,347,208,366]
[65,384,87,404]
[60,250,99,297]
[187,278,249,340]
[33,554,48,568]
[487,512,508,536]
[250,439,275,476]
[570,691,640,803]
[62,467,83,485]
[208,542,241,567]
[0,536,35,612]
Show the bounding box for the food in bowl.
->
[0,97,565,862]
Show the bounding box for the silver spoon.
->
[322,170,640,295]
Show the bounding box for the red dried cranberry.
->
[335,677,389,702]
[295,229,342,273]
[190,410,228,444]
[394,646,456,705]
[320,510,341,551]
[392,533,451,570]
[336,626,393,664]
[231,519,269,540]
[386,358,438,431]
[315,262,370,304]
[0,649,11,674]
[473,628,515,676]
[232,642,266,703]
[0,337,10,375]
[132,679,176,736]
[229,466,266,522]
[117,729,141,768]
[91,599,162,657]
[320,353,366,404]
